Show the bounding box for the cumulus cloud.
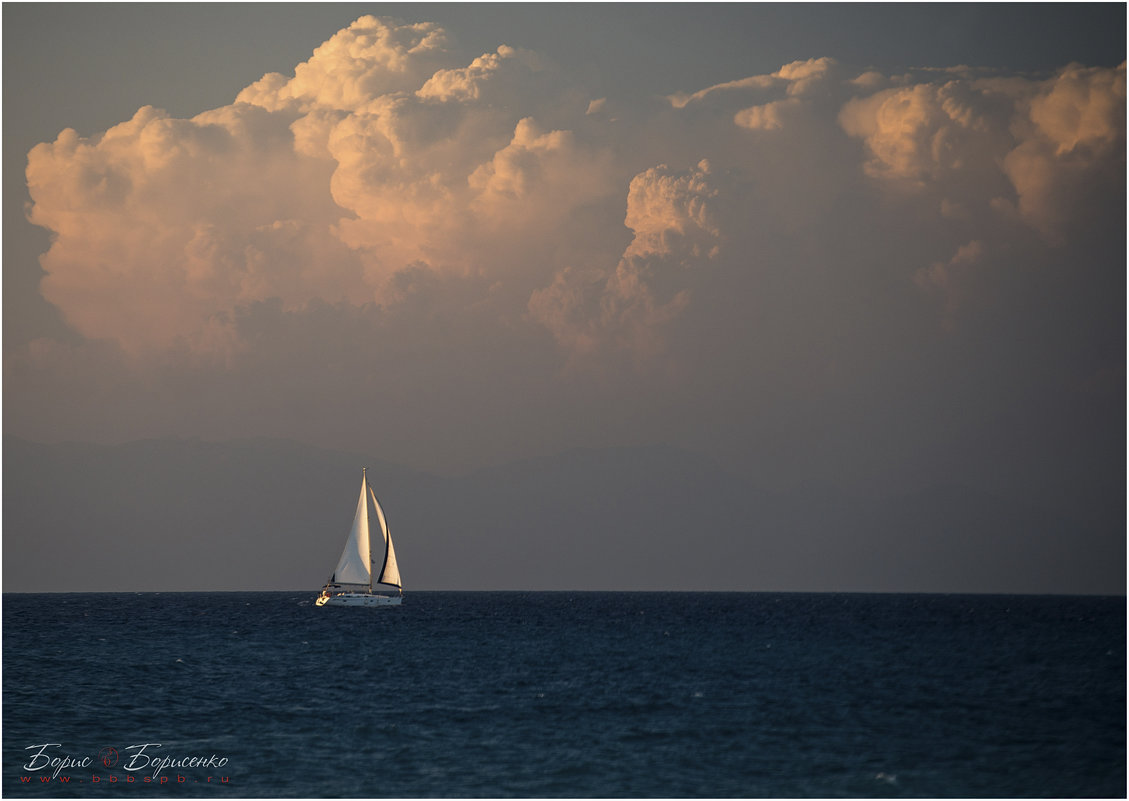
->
[12,12,1125,513]
[469,117,616,231]
[839,62,1126,238]
[915,239,987,322]
[417,44,548,103]
[839,81,1003,182]
[528,159,721,366]
[669,57,838,108]
[1001,63,1126,237]
[236,16,451,112]
[734,98,801,131]
[23,14,1124,380]
[1028,63,1125,155]
[26,17,616,357]
[26,102,356,354]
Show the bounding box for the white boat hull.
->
[318,592,402,607]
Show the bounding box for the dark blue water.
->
[3,592,1124,797]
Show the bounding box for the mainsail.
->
[331,476,372,586]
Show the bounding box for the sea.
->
[2,592,1124,798]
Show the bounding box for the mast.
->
[364,467,372,594]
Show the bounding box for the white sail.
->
[331,477,371,586]
[370,487,401,588]
[317,468,403,607]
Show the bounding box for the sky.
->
[4,3,1125,523]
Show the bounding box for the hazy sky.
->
[4,2,1125,515]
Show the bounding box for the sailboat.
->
[316,468,402,607]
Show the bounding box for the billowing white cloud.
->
[839,62,1126,238]
[469,117,617,232]
[418,45,548,103]
[1028,63,1125,155]
[27,17,616,357]
[11,13,1125,514]
[23,14,1124,382]
[528,159,721,365]
[236,16,451,112]
[1001,63,1126,237]
[734,98,801,131]
[26,102,357,354]
[669,57,838,108]
[838,79,1017,184]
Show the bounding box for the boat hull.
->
[319,592,402,607]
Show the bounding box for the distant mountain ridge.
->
[3,436,1122,594]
